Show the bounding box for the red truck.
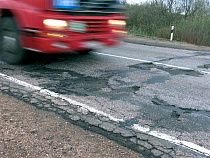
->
[0,0,126,64]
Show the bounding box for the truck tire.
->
[0,17,26,64]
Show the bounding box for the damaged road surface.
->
[0,42,210,157]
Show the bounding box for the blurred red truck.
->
[0,0,126,64]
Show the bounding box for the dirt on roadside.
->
[124,35,210,52]
[0,91,143,157]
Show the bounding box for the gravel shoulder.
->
[0,91,142,157]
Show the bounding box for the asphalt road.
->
[0,38,210,157]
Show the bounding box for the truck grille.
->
[80,0,119,12]
[70,19,108,33]
[85,19,108,33]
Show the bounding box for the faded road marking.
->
[95,52,210,75]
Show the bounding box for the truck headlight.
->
[43,19,67,30]
[108,20,126,26]
[108,20,127,34]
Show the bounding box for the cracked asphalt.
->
[0,36,210,157]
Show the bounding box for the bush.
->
[174,16,210,46]
[125,1,210,46]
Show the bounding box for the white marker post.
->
[170,26,174,41]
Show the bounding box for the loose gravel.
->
[0,91,143,157]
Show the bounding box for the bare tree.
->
[180,0,209,17]
[167,0,176,13]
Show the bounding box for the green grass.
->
[125,2,210,46]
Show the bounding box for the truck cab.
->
[0,0,126,64]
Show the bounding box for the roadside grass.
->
[126,2,210,47]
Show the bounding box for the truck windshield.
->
[53,0,80,9]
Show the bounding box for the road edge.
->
[123,35,210,52]
[0,72,209,158]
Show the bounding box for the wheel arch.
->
[0,1,35,31]
[1,9,13,17]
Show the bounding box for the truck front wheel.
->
[0,17,26,64]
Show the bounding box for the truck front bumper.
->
[22,33,122,53]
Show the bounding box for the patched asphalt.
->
[0,77,207,157]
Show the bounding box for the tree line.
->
[124,0,210,46]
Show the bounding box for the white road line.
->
[95,52,210,75]
[0,72,210,156]
[133,124,210,156]
[0,73,123,122]
[39,89,124,122]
